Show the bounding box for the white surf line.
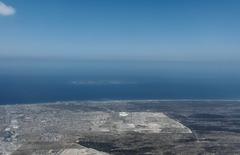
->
[58,99,240,103]
[64,99,240,104]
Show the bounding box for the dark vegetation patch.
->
[78,141,153,155]
[78,141,117,152]
[189,124,240,133]
[189,113,225,119]
[176,137,196,143]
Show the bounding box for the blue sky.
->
[0,0,240,61]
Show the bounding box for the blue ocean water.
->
[0,60,240,104]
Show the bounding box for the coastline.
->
[1,98,240,106]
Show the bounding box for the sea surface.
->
[0,60,240,104]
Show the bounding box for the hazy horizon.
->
[1,0,240,62]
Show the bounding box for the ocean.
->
[0,60,240,104]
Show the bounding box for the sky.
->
[0,0,240,62]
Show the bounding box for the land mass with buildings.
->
[1,100,240,155]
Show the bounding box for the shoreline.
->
[1,99,240,106]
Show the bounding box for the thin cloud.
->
[70,80,137,85]
[0,1,15,16]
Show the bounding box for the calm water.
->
[0,60,240,104]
